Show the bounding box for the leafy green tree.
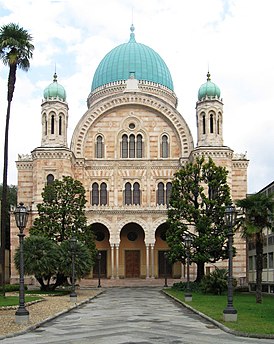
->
[59,240,93,279]
[14,236,59,290]
[30,176,96,287]
[14,236,93,290]
[0,23,34,293]
[167,156,231,282]
[237,193,274,303]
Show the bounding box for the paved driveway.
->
[1,287,273,344]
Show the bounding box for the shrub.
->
[200,268,228,295]
[172,281,200,292]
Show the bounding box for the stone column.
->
[151,244,155,279]
[116,244,119,279]
[110,244,115,279]
[146,244,150,279]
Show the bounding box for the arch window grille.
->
[91,182,108,205]
[51,114,55,134]
[157,182,172,205]
[161,134,169,158]
[202,113,206,134]
[59,116,62,135]
[121,134,143,158]
[124,182,141,205]
[96,135,104,158]
[210,113,214,133]
[46,174,54,185]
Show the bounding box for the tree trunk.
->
[255,232,263,304]
[1,64,16,296]
[195,261,205,282]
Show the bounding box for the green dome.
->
[44,73,66,101]
[91,25,174,91]
[198,72,220,101]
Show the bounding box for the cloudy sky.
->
[0,0,273,193]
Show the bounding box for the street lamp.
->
[164,252,168,287]
[14,202,29,324]
[97,252,101,288]
[184,234,193,302]
[70,237,77,302]
[223,205,238,322]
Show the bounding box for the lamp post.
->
[70,237,77,302]
[223,205,238,322]
[184,234,193,302]
[164,252,168,287]
[97,252,102,288]
[14,202,29,324]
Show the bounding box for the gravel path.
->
[0,289,100,340]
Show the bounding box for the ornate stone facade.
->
[10,30,249,283]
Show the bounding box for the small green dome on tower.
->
[44,73,66,101]
[91,25,174,91]
[198,72,220,101]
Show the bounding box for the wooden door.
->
[125,250,140,278]
[158,251,172,278]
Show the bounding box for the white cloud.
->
[0,0,273,193]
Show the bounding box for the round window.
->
[127,231,138,241]
[95,230,105,242]
[129,123,135,130]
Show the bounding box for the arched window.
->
[133,182,140,205]
[46,174,54,185]
[161,135,169,158]
[157,182,165,205]
[136,134,143,158]
[92,183,99,205]
[51,114,55,134]
[59,116,62,135]
[100,182,107,205]
[129,134,135,158]
[125,182,132,205]
[122,134,128,158]
[166,182,172,205]
[96,135,104,158]
[210,113,214,133]
[202,113,206,134]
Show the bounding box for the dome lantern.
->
[43,73,66,101]
[198,72,221,101]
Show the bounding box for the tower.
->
[196,72,223,147]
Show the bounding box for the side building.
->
[10,25,249,283]
[248,181,274,293]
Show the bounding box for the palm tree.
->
[237,193,274,303]
[0,23,34,295]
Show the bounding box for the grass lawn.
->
[165,289,274,335]
[0,295,41,307]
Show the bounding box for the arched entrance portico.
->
[91,223,110,278]
[155,223,181,278]
[120,223,146,278]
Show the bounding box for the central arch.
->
[120,222,145,278]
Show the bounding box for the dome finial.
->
[207,71,211,81]
[53,72,57,82]
[129,24,136,43]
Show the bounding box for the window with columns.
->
[121,133,143,158]
[91,182,108,205]
[157,182,172,205]
[124,182,141,205]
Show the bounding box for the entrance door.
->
[158,251,172,278]
[93,250,107,278]
[125,250,140,278]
